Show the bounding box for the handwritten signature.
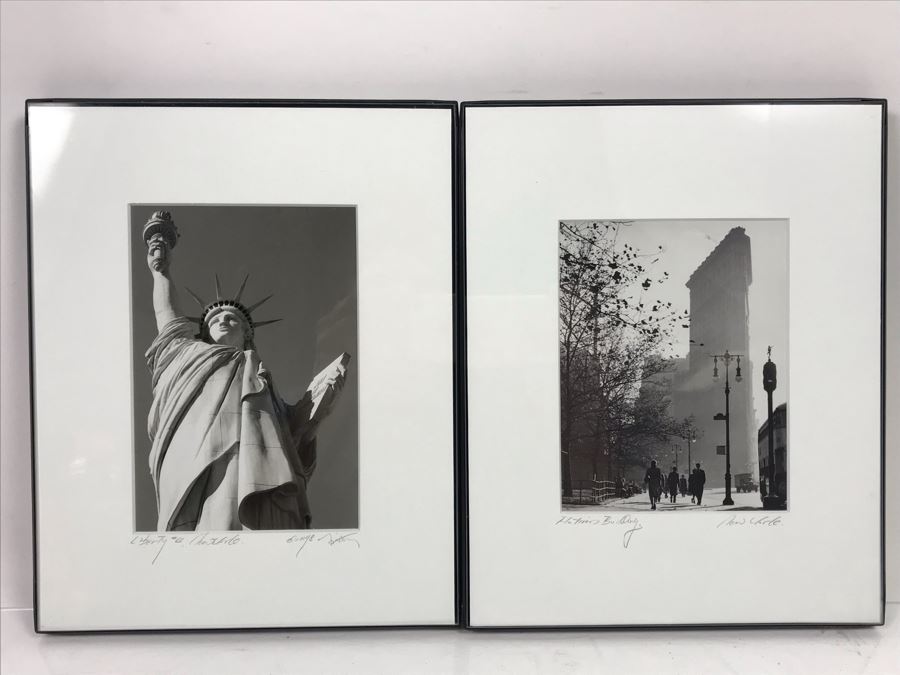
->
[716,515,783,529]
[555,515,644,549]
[130,532,241,565]
[286,532,361,558]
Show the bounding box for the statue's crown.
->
[185,274,281,341]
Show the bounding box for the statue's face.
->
[206,309,247,349]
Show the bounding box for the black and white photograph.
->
[131,204,358,532]
[560,219,788,513]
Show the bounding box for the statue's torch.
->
[142,211,179,272]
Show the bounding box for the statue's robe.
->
[146,317,316,531]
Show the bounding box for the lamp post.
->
[712,350,743,506]
[762,346,782,510]
[682,425,697,476]
[672,443,680,471]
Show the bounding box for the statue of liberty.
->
[142,211,348,531]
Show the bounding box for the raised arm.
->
[143,211,182,332]
[147,234,181,331]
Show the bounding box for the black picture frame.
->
[459,98,887,630]
[26,98,462,633]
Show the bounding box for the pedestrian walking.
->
[667,467,679,504]
[679,474,688,498]
[688,470,696,503]
[644,460,663,511]
[693,463,706,506]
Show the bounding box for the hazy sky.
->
[566,218,789,430]
[131,204,358,531]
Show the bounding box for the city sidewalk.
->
[566,487,765,512]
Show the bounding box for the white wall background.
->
[1,0,898,616]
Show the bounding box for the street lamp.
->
[712,350,743,506]
[681,425,697,475]
[672,443,681,471]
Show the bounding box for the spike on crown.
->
[186,275,281,342]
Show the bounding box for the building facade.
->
[671,227,759,487]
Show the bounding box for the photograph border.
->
[26,98,461,633]
[460,97,886,630]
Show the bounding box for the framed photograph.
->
[28,100,458,631]
[462,100,885,627]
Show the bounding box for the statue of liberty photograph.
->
[131,206,359,532]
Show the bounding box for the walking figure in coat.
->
[644,460,664,511]
[692,463,707,506]
[667,467,679,504]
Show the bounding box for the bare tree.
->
[559,221,689,492]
